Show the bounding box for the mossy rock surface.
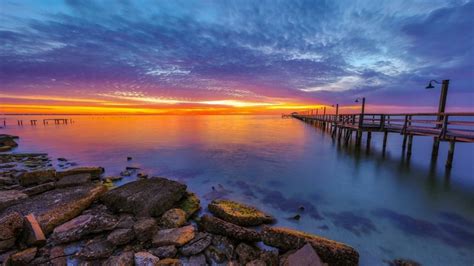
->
[208,199,275,226]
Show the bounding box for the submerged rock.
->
[0,212,24,251]
[160,208,187,229]
[208,199,275,226]
[51,212,118,244]
[0,190,28,210]
[200,215,261,242]
[262,226,359,266]
[101,178,187,217]
[19,169,56,186]
[152,225,196,247]
[1,184,107,234]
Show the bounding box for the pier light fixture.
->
[425,79,450,120]
[425,80,441,89]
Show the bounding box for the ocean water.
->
[2,115,474,266]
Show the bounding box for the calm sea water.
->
[2,115,474,265]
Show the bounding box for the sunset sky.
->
[1,0,473,114]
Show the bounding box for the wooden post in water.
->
[382,131,388,153]
[407,135,414,159]
[366,131,372,150]
[446,139,456,169]
[431,80,449,158]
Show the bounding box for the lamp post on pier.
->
[425,79,450,159]
[354,97,366,146]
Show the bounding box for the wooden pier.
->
[292,112,474,169]
[0,118,74,127]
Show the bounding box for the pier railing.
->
[292,112,474,168]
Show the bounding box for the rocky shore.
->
[0,135,418,266]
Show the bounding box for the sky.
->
[1,0,473,114]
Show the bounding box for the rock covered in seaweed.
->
[208,199,275,226]
[200,214,261,242]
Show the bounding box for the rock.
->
[101,178,187,217]
[76,238,115,260]
[235,243,260,264]
[0,190,28,210]
[0,212,24,251]
[161,208,187,229]
[157,258,182,265]
[22,182,55,196]
[259,250,279,265]
[103,251,134,266]
[127,157,132,161]
[0,145,13,152]
[117,214,136,229]
[58,158,67,162]
[56,173,91,188]
[120,170,132,177]
[204,235,235,264]
[134,251,160,265]
[200,215,261,242]
[49,246,67,266]
[105,176,123,182]
[262,226,359,266]
[19,169,56,186]
[133,218,158,242]
[208,199,275,226]
[246,259,266,266]
[137,172,148,179]
[177,192,201,219]
[51,212,118,244]
[57,167,104,180]
[179,232,212,256]
[24,213,46,246]
[0,176,16,186]
[152,225,195,247]
[389,259,421,266]
[107,228,134,246]
[183,254,206,266]
[150,245,177,258]
[281,243,323,266]
[1,184,107,234]
[9,247,37,265]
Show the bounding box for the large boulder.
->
[51,212,118,244]
[152,225,196,247]
[57,167,104,180]
[0,190,28,210]
[101,178,187,217]
[0,212,24,251]
[208,199,275,226]
[0,184,107,234]
[200,215,261,242]
[19,169,56,186]
[262,226,359,266]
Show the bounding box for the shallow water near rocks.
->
[2,115,474,266]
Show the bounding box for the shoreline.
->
[0,135,420,266]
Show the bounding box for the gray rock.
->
[117,214,136,229]
[160,208,187,229]
[101,178,187,217]
[107,228,134,246]
[150,245,177,259]
[51,212,118,244]
[200,215,261,242]
[1,184,107,234]
[179,232,212,256]
[152,225,196,247]
[57,167,104,180]
[133,217,158,242]
[56,173,91,188]
[134,251,160,265]
[235,243,260,264]
[0,212,24,251]
[22,182,55,196]
[281,243,323,266]
[76,239,115,260]
[182,254,206,266]
[0,190,28,210]
[103,251,134,266]
[19,169,56,186]
[204,235,235,264]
